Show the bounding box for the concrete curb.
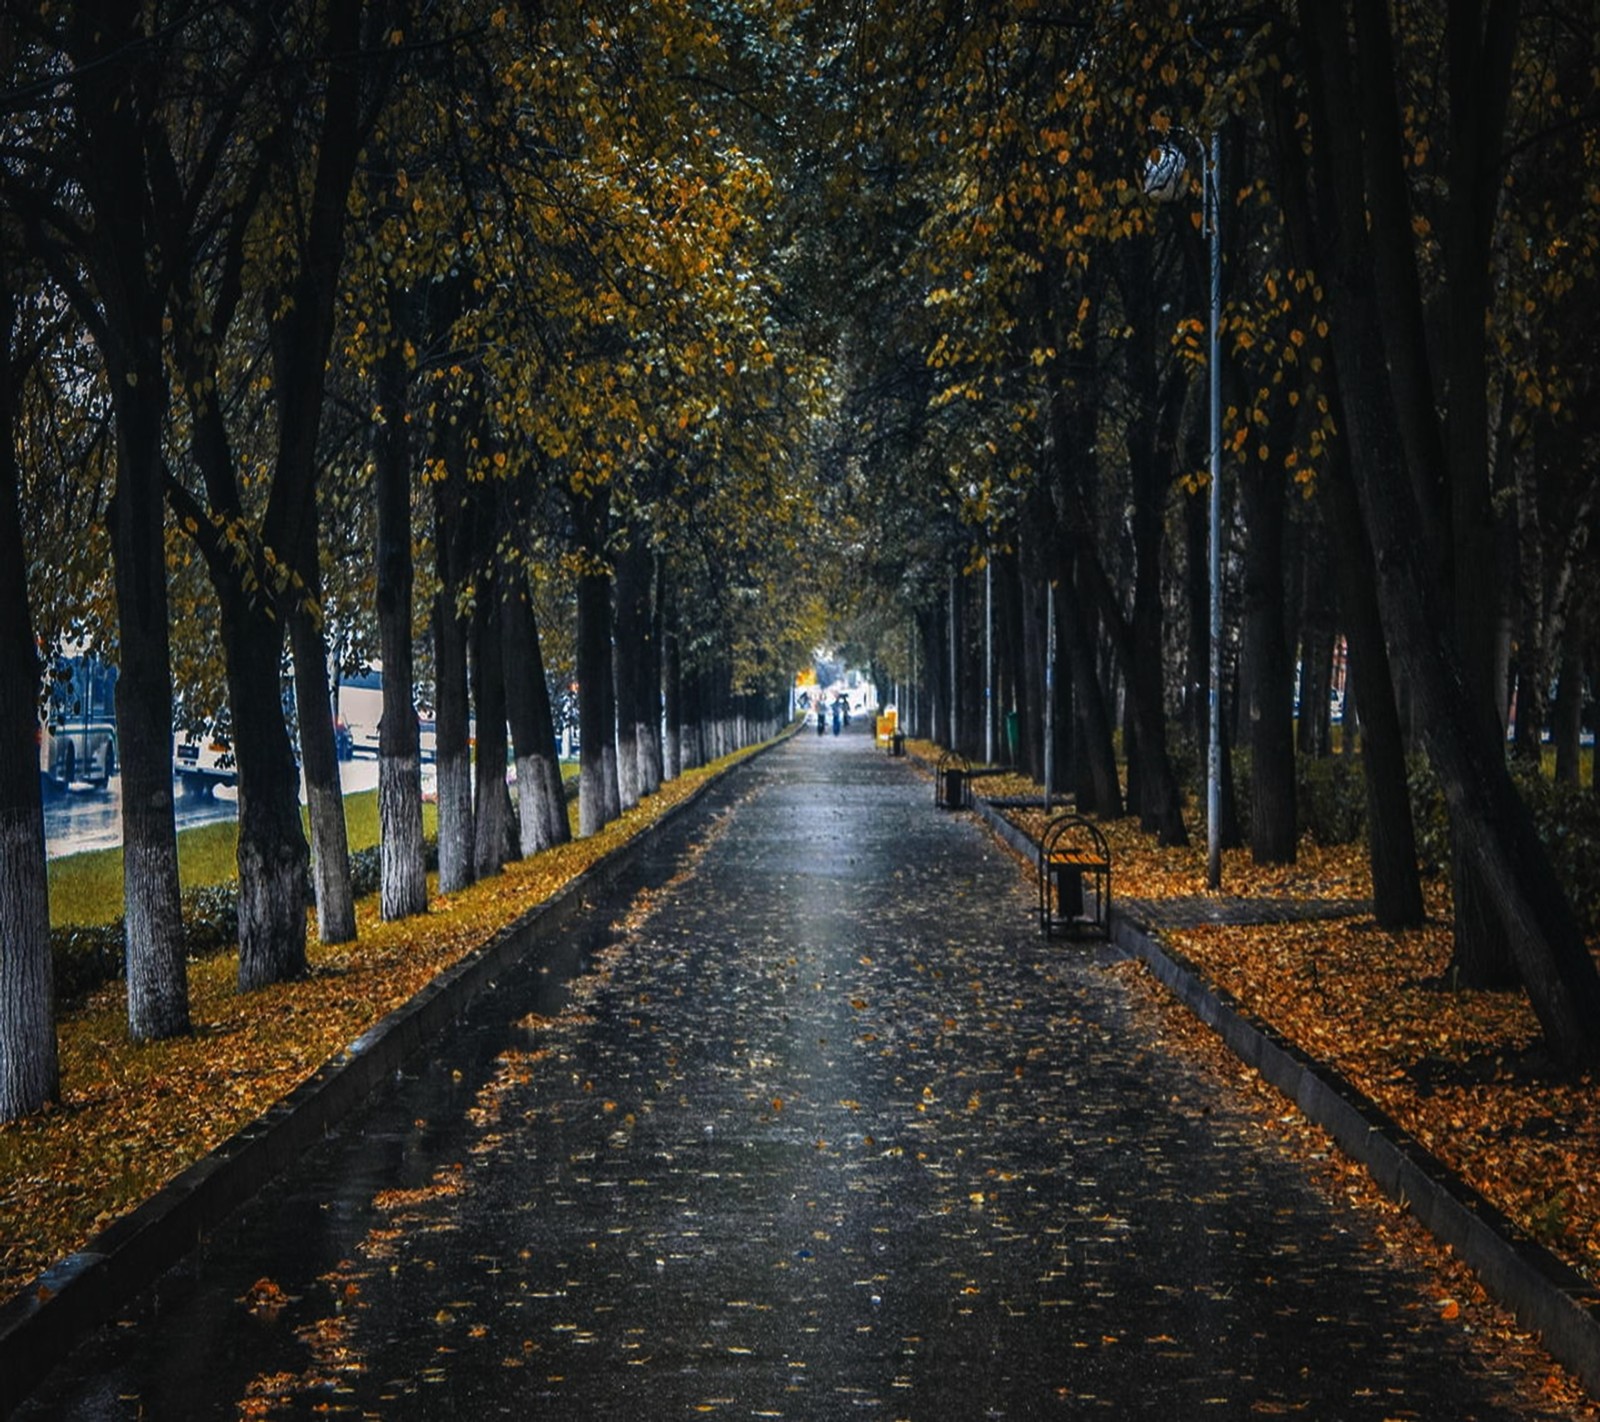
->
[0,735,789,1417]
[961,789,1600,1400]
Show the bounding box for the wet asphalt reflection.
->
[22,724,1543,1418]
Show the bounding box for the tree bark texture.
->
[1061,558,1122,817]
[1266,27,1424,926]
[433,478,475,895]
[374,346,426,919]
[221,587,310,992]
[576,489,621,836]
[502,567,570,856]
[65,6,190,1039]
[661,572,682,782]
[1241,460,1297,865]
[1321,394,1427,927]
[612,540,649,812]
[640,554,665,794]
[291,582,356,945]
[0,305,59,1118]
[471,566,512,881]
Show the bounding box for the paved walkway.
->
[21,727,1554,1418]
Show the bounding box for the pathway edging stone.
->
[955,772,1600,1399]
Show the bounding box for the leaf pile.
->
[0,749,758,1304]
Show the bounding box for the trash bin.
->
[940,767,966,809]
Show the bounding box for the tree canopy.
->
[5,0,1600,1123]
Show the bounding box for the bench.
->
[1038,814,1111,939]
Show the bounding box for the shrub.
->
[348,845,382,899]
[51,834,440,1007]
[51,922,125,1005]
[1508,765,1600,938]
[1222,750,1368,847]
[183,883,240,957]
[1405,755,1450,874]
[1298,754,1366,846]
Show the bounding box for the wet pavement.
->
[20,726,1551,1418]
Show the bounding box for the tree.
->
[1299,1,1600,1067]
[0,260,58,1121]
[26,2,196,1040]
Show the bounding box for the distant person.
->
[817,705,826,736]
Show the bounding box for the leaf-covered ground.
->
[977,758,1600,1415]
[0,753,754,1305]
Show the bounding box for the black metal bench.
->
[1038,815,1111,939]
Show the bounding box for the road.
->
[43,758,385,860]
[19,725,1560,1418]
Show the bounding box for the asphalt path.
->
[20,724,1551,1418]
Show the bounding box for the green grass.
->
[44,787,431,929]
[51,762,576,928]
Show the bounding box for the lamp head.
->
[1143,142,1188,202]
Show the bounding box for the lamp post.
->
[984,556,994,765]
[1146,127,1224,889]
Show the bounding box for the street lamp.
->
[1145,127,1224,890]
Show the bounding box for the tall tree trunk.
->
[1062,556,1122,817]
[111,389,191,1033]
[1047,374,1185,840]
[220,589,309,992]
[661,570,682,781]
[1510,438,1546,764]
[502,565,570,855]
[0,299,59,1120]
[1322,390,1427,927]
[612,540,648,811]
[1267,17,1423,927]
[374,346,425,919]
[921,604,947,748]
[66,7,189,1038]
[433,478,475,894]
[290,561,355,945]
[231,0,360,988]
[1011,518,1046,784]
[640,553,665,794]
[471,573,511,880]
[678,644,704,773]
[1552,642,1584,789]
[1296,526,1336,759]
[575,488,621,835]
[1241,462,1297,864]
